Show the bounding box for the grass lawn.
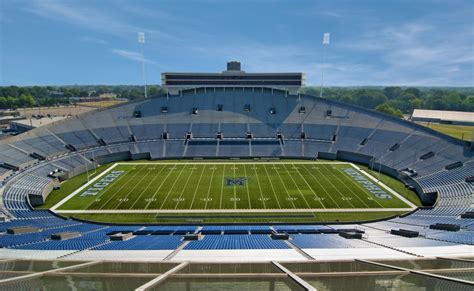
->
[56,161,412,211]
[69,211,408,224]
[40,160,420,223]
[36,163,114,209]
[418,122,473,141]
[78,100,126,108]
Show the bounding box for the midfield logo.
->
[225,177,247,186]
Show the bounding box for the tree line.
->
[1,85,473,118]
[0,85,164,110]
[302,86,474,117]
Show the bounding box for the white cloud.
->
[79,36,108,45]
[111,49,158,65]
[24,0,170,40]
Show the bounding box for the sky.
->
[0,0,473,86]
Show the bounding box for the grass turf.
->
[69,211,408,224]
[417,122,473,141]
[56,161,412,211]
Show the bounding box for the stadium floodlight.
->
[320,32,330,98]
[138,32,145,44]
[323,32,330,45]
[138,32,148,98]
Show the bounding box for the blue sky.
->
[1,0,473,86]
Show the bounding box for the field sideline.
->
[52,161,415,214]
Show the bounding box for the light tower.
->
[320,32,330,98]
[138,32,148,98]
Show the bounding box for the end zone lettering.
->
[80,170,125,197]
[343,168,392,199]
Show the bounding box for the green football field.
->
[53,161,414,212]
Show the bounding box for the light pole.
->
[320,32,330,98]
[138,32,148,98]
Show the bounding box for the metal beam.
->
[135,261,189,291]
[272,261,316,291]
[0,260,102,286]
[357,259,474,286]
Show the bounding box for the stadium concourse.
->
[0,85,472,288]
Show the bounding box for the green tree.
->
[147,85,162,96]
[0,97,8,109]
[445,92,462,110]
[383,86,402,99]
[461,96,474,111]
[404,87,422,98]
[389,93,423,113]
[375,103,403,117]
[17,94,35,108]
[353,89,388,109]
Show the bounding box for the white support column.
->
[272,261,316,291]
[135,261,189,290]
[0,260,102,286]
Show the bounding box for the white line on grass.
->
[50,163,119,211]
[173,166,195,209]
[219,164,225,209]
[233,163,237,209]
[292,165,326,209]
[262,164,282,209]
[335,166,385,209]
[313,164,356,208]
[325,164,372,209]
[282,164,312,209]
[54,208,413,214]
[114,161,351,165]
[243,164,253,209]
[349,163,416,209]
[144,164,180,209]
[271,164,297,209]
[300,164,340,208]
[158,165,187,209]
[113,166,161,209]
[128,165,167,209]
[98,165,150,210]
[252,163,267,209]
[189,165,206,209]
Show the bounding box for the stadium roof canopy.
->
[411,109,474,126]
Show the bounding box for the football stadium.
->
[0,60,472,289]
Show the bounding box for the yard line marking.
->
[350,163,416,209]
[189,165,206,209]
[335,167,385,208]
[204,165,216,209]
[282,164,312,209]
[84,165,135,210]
[116,161,351,165]
[128,165,167,209]
[324,164,371,208]
[270,163,296,209]
[292,165,326,209]
[159,164,187,209]
[219,164,225,209]
[143,164,179,209]
[113,166,159,209]
[262,165,282,209]
[98,165,149,210]
[55,207,413,214]
[301,164,340,208]
[173,166,195,209]
[243,164,252,209]
[50,163,119,211]
[251,164,266,209]
[232,163,237,209]
[313,164,356,208]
